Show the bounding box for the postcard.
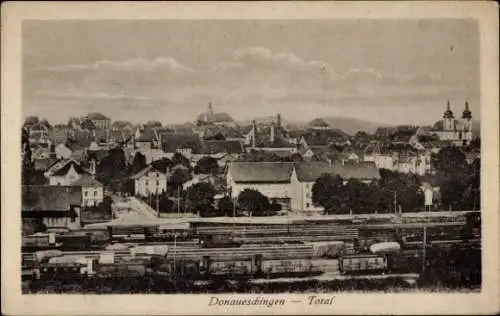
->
[1,1,499,315]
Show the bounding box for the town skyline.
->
[23,19,479,126]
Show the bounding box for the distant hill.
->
[310,117,389,135]
[236,116,280,125]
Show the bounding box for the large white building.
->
[72,175,104,207]
[227,161,380,212]
[227,162,294,210]
[45,159,91,186]
[131,164,168,196]
[432,100,473,146]
[43,159,104,207]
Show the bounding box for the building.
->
[85,112,111,130]
[431,100,473,146]
[196,102,235,127]
[161,134,201,160]
[245,115,297,153]
[45,160,92,186]
[22,185,83,230]
[291,161,380,212]
[227,162,294,210]
[227,161,380,212]
[54,143,73,159]
[71,175,104,207]
[134,126,161,150]
[130,164,168,196]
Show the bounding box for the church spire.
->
[443,100,454,118]
[462,100,472,119]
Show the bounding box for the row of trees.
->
[431,146,480,210]
[311,146,481,214]
[312,170,424,214]
[143,182,282,217]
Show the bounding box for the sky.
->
[22,19,480,125]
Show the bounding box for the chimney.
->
[252,120,257,148]
[270,123,276,144]
[277,113,281,133]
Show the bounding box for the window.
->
[306,203,310,208]
[84,191,88,197]
[145,180,149,186]
[93,191,97,197]
[70,216,76,223]
[156,181,159,186]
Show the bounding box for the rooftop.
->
[71,175,103,187]
[22,185,82,212]
[228,162,294,183]
[294,161,380,182]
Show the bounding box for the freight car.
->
[148,254,321,280]
[22,233,60,252]
[339,254,388,274]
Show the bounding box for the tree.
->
[158,192,174,213]
[218,196,234,216]
[146,121,162,128]
[96,148,127,191]
[169,169,191,191]
[431,146,468,174]
[151,157,172,173]
[311,174,344,214]
[172,152,191,168]
[469,137,480,150]
[432,147,476,211]
[23,116,39,129]
[186,182,216,215]
[80,119,96,130]
[195,156,219,175]
[237,189,270,217]
[378,169,423,212]
[130,152,147,175]
[21,128,34,185]
[101,196,113,217]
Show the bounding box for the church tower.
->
[461,100,473,143]
[443,100,455,131]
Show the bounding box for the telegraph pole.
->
[422,226,427,272]
[393,190,397,214]
[177,186,180,216]
[156,189,159,218]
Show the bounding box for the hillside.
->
[309,117,389,135]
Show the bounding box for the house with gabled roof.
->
[134,126,160,150]
[72,175,104,207]
[22,185,83,230]
[130,164,168,196]
[291,161,380,212]
[44,159,92,186]
[227,161,294,210]
[85,112,111,130]
[227,161,381,212]
[55,143,73,159]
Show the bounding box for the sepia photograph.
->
[2,1,499,315]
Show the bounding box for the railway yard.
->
[22,211,481,293]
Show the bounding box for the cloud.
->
[24,46,477,125]
[216,47,334,76]
[34,57,194,74]
[35,91,154,101]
